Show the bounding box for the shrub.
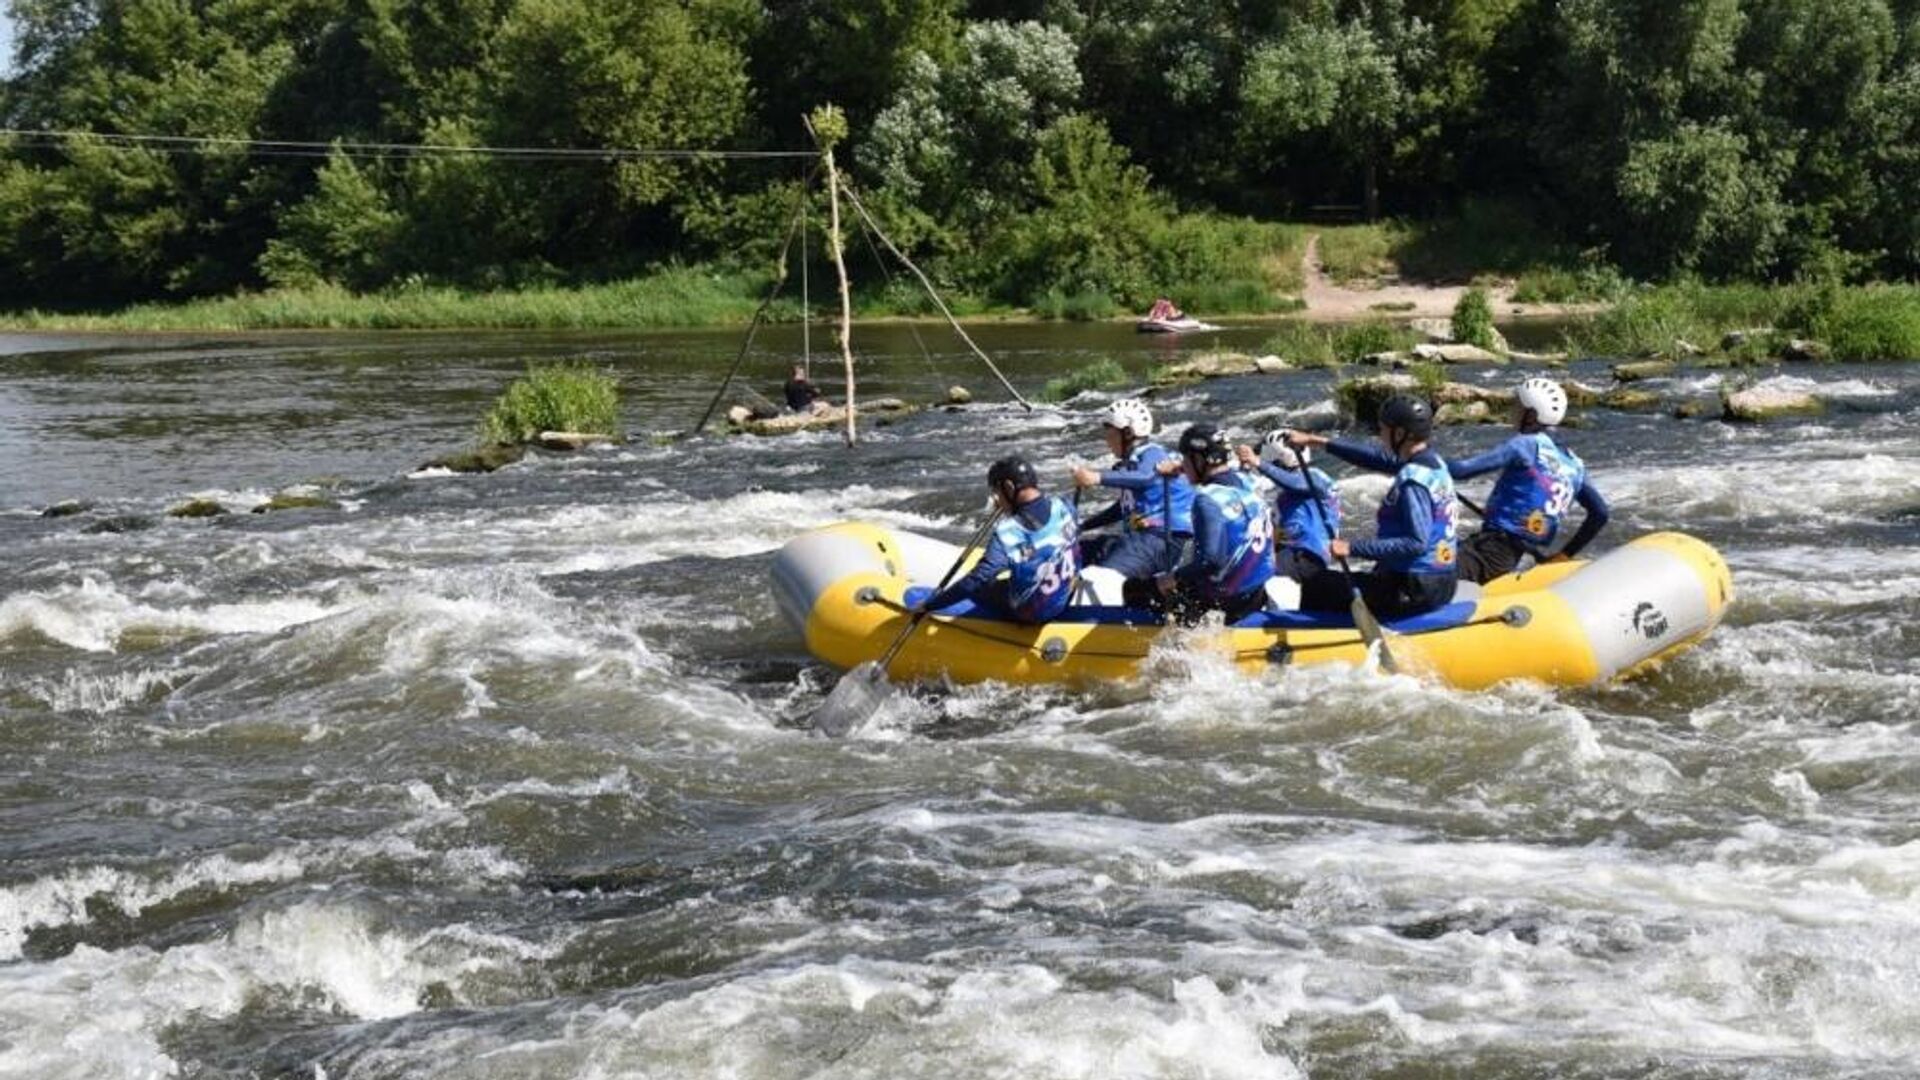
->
[1260,323,1338,368]
[482,363,621,444]
[1332,320,1417,362]
[1041,357,1130,401]
[1451,287,1497,350]
[1805,288,1920,361]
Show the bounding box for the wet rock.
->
[1780,338,1830,363]
[945,385,973,405]
[1720,328,1776,351]
[1722,386,1825,423]
[1357,351,1412,367]
[83,515,156,534]
[535,431,617,452]
[1505,349,1568,366]
[1252,354,1290,375]
[1674,338,1706,358]
[1150,351,1261,384]
[1435,400,1497,425]
[1612,359,1678,382]
[1560,380,1608,407]
[1336,374,1510,423]
[426,443,526,474]
[1672,399,1713,419]
[167,498,228,519]
[41,500,93,519]
[1412,343,1506,365]
[1600,388,1663,412]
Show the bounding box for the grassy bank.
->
[1558,282,1920,361]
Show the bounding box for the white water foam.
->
[0,577,336,653]
[0,900,558,1079]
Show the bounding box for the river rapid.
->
[1,324,1916,1079]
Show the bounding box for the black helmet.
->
[1177,423,1232,466]
[987,455,1039,492]
[1378,395,1434,441]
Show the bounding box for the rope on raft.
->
[863,595,1523,663]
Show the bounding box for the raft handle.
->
[1501,605,1531,628]
[1266,644,1294,666]
[855,586,881,605]
[1041,637,1068,664]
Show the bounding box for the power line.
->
[0,128,817,162]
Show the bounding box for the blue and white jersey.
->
[992,495,1081,622]
[1483,433,1588,552]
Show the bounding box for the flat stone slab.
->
[1413,343,1506,365]
[536,431,618,451]
[1723,386,1825,422]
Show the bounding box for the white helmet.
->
[1103,399,1155,439]
[1516,377,1568,427]
[1261,429,1302,470]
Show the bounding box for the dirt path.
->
[1299,233,1589,321]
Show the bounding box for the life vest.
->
[1118,444,1195,534]
[1377,456,1458,574]
[995,496,1081,622]
[1484,433,1587,552]
[1199,473,1276,600]
[1276,467,1340,564]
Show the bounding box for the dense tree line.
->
[2,0,1916,308]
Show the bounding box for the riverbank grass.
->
[482,364,621,444]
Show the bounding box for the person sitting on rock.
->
[1285,395,1459,619]
[1235,431,1341,584]
[783,364,831,414]
[1446,377,1610,582]
[1153,424,1275,624]
[916,457,1079,624]
[1072,399,1195,592]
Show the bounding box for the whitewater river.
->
[1,324,1916,1078]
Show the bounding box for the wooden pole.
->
[806,107,859,446]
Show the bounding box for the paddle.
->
[1295,445,1399,673]
[809,510,1002,737]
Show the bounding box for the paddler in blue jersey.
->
[1447,377,1610,582]
[1151,423,1276,623]
[1285,395,1459,619]
[1071,399,1195,585]
[916,456,1080,623]
[1235,431,1341,584]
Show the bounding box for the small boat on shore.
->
[772,523,1732,691]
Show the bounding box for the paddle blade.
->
[808,662,893,737]
[1348,596,1399,674]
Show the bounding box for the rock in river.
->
[1722,385,1825,422]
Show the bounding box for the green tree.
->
[1240,20,1408,218]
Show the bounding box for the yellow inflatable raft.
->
[772,523,1733,690]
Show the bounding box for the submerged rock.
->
[83,515,156,534]
[1722,385,1825,422]
[253,495,343,515]
[1600,388,1663,412]
[1672,399,1713,419]
[41,500,93,519]
[167,498,228,519]
[1612,359,1678,382]
[426,444,526,474]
